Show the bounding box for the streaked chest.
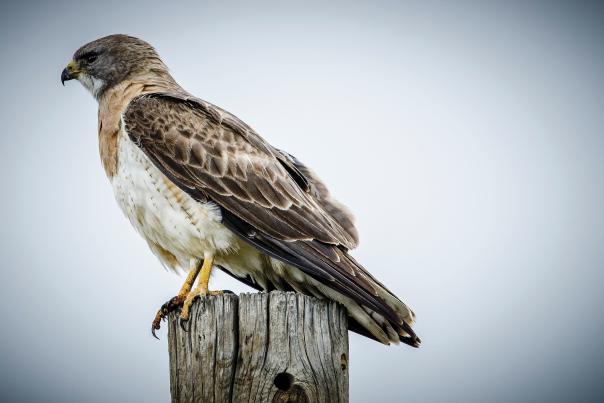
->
[110,125,236,267]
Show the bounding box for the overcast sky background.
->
[1,1,603,402]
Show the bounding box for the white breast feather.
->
[108,122,400,344]
[111,125,237,270]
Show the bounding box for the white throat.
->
[77,73,105,100]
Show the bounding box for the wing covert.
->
[123,92,356,248]
[123,92,419,346]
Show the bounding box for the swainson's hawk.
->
[61,34,420,347]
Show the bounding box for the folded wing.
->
[123,92,419,346]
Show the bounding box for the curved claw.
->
[150,295,187,339]
[151,325,160,340]
[151,310,164,340]
[179,317,190,332]
[150,291,232,337]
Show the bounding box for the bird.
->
[61,34,420,347]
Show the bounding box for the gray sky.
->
[1,1,603,402]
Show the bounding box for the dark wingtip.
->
[400,334,421,348]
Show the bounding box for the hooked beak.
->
[61,60,79,86]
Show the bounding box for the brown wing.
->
[124,92,419,346]
[275,150,359,247]
[124,92,355,247]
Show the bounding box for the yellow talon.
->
[151,259,202,338]
[180,255,215,321]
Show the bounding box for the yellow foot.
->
[151,294,187,339]
[150,259,204,339]
[179,289,228,321]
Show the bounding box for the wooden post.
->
[168,291,349,403]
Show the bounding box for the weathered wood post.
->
[167,291,349,403]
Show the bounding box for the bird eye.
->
[85,54,98,63]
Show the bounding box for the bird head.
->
[61,34,170,99]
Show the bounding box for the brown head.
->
[61,34,173,99]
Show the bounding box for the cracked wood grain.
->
[168,292,349,403]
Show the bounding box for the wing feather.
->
[123,92,419,346]
[125,93,355,246]
[275,150,360,247]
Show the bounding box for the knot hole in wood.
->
[274,372,295,391]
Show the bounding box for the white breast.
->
[110,125,238,271]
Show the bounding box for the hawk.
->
[61,35,420,347]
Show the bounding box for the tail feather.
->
[220,208,421,346]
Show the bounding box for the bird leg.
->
[151,259,202,338]
[179,254,223,322]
